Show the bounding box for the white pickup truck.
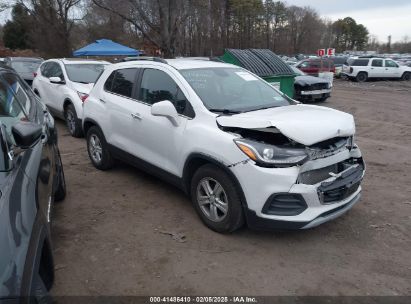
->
[342,57,411,82]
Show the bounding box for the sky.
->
[1,0,411,43]
[285,0,411,42]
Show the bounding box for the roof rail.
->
[121,56,168,64]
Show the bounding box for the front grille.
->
[298,164,339,185]
[305,83,328,91]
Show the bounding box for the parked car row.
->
[341,57,411,82]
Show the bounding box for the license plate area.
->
[317,164,364,204]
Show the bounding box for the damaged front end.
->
[218,115,365,229]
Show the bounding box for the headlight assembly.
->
[234,139,308,167]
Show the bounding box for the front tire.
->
[64,104,83,138]
[86,126,114,170]
[190,164,244,233]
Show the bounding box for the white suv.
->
[342,57,411,82]
[83,59,365,233]
[33,59,110,137]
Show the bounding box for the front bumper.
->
[230,146,364,230]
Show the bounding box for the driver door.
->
[384,60,401,78]
[131,67,193,176]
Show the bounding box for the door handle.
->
[99,98,107,103]
[131,113,142,120]
[41,133,48,144]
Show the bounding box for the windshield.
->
[291,66,305,76]
[65,64,107,84]
[180,67,290,113]
[10,61,41,74]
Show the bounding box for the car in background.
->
[291,66,331,102]
[341,57,411,82]
[3,57,43,86]
[82,58,364,233]
[294,58,335,76]
[32,59,110,137]
[329,56,348,78]
[0,64,66,302]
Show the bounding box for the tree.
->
[3,4,32,50]
[332,17,368,51]
[18,0,83,57]
[92,0,190,58]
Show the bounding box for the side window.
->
[311,61,320,68]
[110,68,138,98]
[299,61,310,68]
[41,63,52,77]
[48,62,64,79]
[1,73,31,117]
[372,59,383,67]
[104,71,115,91]
[139,69,192,116]
[385,60,398,68]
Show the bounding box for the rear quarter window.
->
[351,59,370,66]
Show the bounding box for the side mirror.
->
[151,100,180,126]
[12,121,43,149]
[49,76,65,84]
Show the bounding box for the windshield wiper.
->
[208,108,242,115]
[76,81,90,84]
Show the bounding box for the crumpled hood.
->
[216,104,355,146]
[71,82,94,94]
[295,75,330,86]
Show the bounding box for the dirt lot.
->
[51,79,411,296]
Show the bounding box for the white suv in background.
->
[33,59,110,137]
[342,57,411,82]
[82,59,365,233]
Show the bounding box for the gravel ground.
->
[51,79,411,296]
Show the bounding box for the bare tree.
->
[18,0,83,56]
[92,0,189,57]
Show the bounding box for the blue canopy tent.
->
[73,39,140,57]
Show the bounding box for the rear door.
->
[369,59,384,77]
[99,68,142,155]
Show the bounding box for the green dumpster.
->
[220,49,295,97]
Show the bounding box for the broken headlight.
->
[234,139,308,167]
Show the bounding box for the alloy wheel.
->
[196,177,228,222]
[89,134,103,164]
[66,110,76,134]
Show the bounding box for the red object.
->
[327,48,335,56]
[33,72,37,78]
[80,94,89,103]
[317,49,326,57]
[296,59,335,76]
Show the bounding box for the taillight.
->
[77,92,89,103]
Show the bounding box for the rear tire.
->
[356,72,368,82]
[64,104,83,138]
[401,72,411,81]
[86,126,114,170]
[54,149,66,202]
[190,164,244,233]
